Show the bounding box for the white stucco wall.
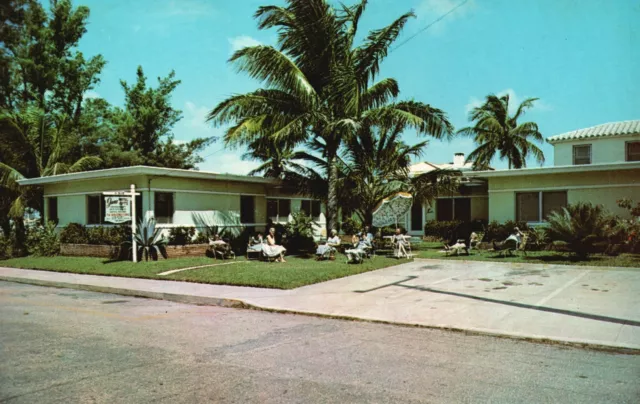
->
[553,134,640,165]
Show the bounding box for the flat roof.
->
[17,165,280,186]
[466,161,640,178]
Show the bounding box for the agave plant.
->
[546,202,611,258]
[131,218,168,261]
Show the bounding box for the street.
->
[1,281,639,403]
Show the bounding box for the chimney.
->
[453,152,465,167]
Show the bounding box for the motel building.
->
[18,120,640,237]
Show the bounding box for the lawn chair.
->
[393,236,414,259]
[490,238,518,257]
[246,242,263,260]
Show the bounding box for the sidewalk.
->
[2,259,639,350]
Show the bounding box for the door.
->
[240,196,255,224]
[411,202,423,231]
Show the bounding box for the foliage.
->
[458,94,545,169]
[483,220,529,242]
[167,226,196,246]
[25,221,59,256]
[60,223,131,246]
[424,220,462,240]
[526,226,549,250]
[546,202,611,258]
[283,211,317,253]
[340,216,362,235]
[379,225,406,237]
[0,232,14,260]
[130,218,167,261]
[59,223,88,244]
[193,231,210,245]
[617,198,640,218]
[207,0,453,234]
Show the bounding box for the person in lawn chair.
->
[315,229,341,260]
[345,234,372,264]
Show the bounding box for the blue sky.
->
[74,0,640,174]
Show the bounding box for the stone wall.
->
[60,243,210,259]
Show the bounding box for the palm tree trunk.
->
[326,150,339,235]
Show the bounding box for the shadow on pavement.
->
[355,276,640,327]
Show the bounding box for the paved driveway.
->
[245,259,640,349]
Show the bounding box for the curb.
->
[2,275,639,355]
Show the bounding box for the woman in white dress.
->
[316,229,340,259]
[263,227,287,262]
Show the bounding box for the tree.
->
[458,94,545,169]
[0,108,101,217]
[208,0,453,233]
[98,66,214,169]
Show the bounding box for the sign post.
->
[103,185,140,263]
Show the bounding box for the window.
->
[48,197,58,223]
[573,144,591,165]
[154,192,174,224]
[436,198,470,221]
[87,195,105,224]
[411,202,423,231]
[240,196,255,224]
[626,141,640,162]
[517,191,567,222]
[267,200,278,218]
[301,200,322,217]
[278,199,291,217]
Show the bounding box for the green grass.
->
[0,254,407,289]
[413,241,640,268]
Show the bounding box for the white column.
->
[131,184,137,263]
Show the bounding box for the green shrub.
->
[60,223,88,244]
[283,211,317,253]
[483,220,529,242]
[424,220,462,240]
[193,231,210,244]
[228,227,253,254]
[341,217,362,235]
[378,225,406,237]
[167,226,196,245]
[546,202,611,258]
[124,218,167,261]
[0,232,13,259]
[25,221,60,256]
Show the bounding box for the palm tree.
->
[207,0,453,233]
[341,124,427,225]
[0,108,102,218]
[458,94,545,169]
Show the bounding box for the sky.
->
[72,0,640,174]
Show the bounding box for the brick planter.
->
[61,243,210,259]
[61,243,121,258]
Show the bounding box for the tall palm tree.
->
[458,94,545,169]
[0,108,102,218]
[207,0,453,233]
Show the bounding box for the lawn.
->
[0,254,407,289]
[413,241,640,268]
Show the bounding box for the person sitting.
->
[263,227,287,262]
[391,228,410,258]
[247,232,265,258]
[209,234,233,258]
[315,229,340,260]
[345,234,370,263]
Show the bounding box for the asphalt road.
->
[1,281,639,404]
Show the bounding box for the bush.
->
[378,225,406,237]
[283,211,317,253]
[341,217,362,235]
[483,220,529,242]
[424,220,462,240]
[193,231,210,244]
[60,223,88,244]
[546,202,611,258]
[0,233,13,260]
[60,223,131,246]
[25,221,60,256]
[167,226,196,245]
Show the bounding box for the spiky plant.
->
[545,202,611,258]
[132,218,168,261]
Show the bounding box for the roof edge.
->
[16,165,280,186]
[466,161,640,178]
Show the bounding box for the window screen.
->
[542,191,567,219]
[573,145,591,165]
[48,197,58,223]
[516,192,540,222]
[311,201,321,217]
[278,199,291,217]
[154,192,174,224]
[626,141,640,162]
[87,195,102,224]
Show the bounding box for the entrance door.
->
[411,202,423,231]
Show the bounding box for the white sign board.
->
[104,196,131,223]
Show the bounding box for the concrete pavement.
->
[1,259,639,350]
